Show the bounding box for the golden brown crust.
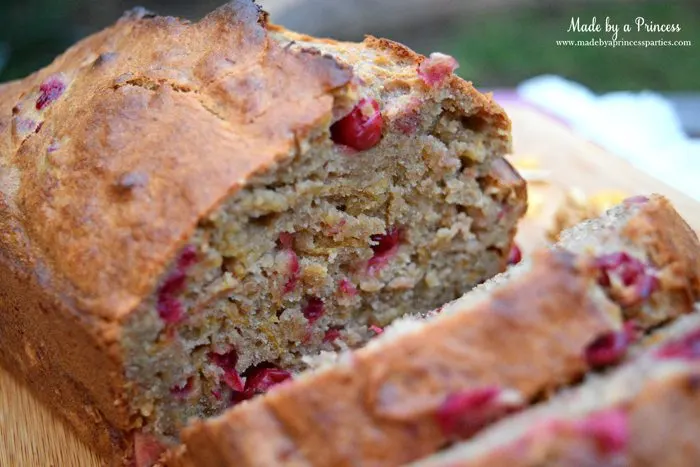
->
[167,402,311,467]
[175,249,619,467]
[626,372,700,466]
[0,254,131,458]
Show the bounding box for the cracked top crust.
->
[0,1,354,322]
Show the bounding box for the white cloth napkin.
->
[517,75,700,201]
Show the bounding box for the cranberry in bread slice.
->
[0,0,525,464]
[167,194,700,467]
[410,311,700,467]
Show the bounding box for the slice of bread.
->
[410,311,700,467]
[168,195,700,467]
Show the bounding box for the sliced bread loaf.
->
[168,195,700,467]
[0,1,525,462]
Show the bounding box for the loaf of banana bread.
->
[410,311,700,467]
[0,0,526,463]
[168,195,700,467]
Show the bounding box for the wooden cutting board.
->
[2,102,699,466]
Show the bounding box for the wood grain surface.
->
[1,102,698,467]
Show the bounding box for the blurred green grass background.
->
[439,2,699,91]
[1,0,698,91]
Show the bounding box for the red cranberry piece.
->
[36,77,66,110]
[243,365,292,396]
[623,195,649,204]
[170,377,194,398]
[210,350,244,392]
[323,328,342,343]
[330,98,384,151]
[283,250,300,294]
[156,296,183,324]
[133,432,166,467]
[584,332,627,369]
[222,370,244,392]
[177,244,198,270]
[210,350,238,369]
[230,365,292,405]
[417,52,459,87]
[507,243,522,265]
[657,328,700,360]
[278,232,294,250]
[159,270,187,296]
[575,409,628,454]
[278,233,299,294]
[584,321,638,369]
[155,247,198,324]
[371,227,401,256]
[302,297,325,324]
[369,325,384,335]
[596,252,640,286]
[435,387,523,439]
[338,278,358,296]
[156,271,187,324]
[211,389,222,401]
[619,263,646,287]
[594,252,659,305]
[230,392,248,406]
[595,252,635,286]
[368,227,402,273]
